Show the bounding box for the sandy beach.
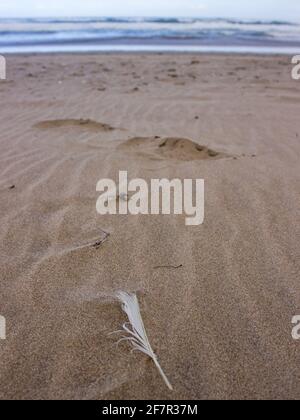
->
[0,53,299,400]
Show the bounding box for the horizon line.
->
[0,15,298,23]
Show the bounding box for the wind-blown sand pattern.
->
[0,54,299,400]
[119,136,226,161]
[34,118,116,132]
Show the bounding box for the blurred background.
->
[0,0,300,53]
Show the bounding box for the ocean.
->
[1,17,300,54]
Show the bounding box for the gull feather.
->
[114,291,173,391]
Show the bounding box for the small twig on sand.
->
[67,230,110,253]
[154,264,183,270]
[93,229,110,249]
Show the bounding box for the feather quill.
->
[114,291,173,391]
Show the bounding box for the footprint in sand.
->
[119,136,229,161]
[34,118,115,132]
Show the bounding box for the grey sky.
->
[0,0,299,21]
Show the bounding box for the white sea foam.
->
[0,17,300,53]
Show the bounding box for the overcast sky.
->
[0,0,299,21]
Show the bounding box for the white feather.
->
[114,291,173,391]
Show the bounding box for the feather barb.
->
[114,291,173,391]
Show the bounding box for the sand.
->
[0,53,299,400]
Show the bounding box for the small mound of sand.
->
[120,136,225,161]
[34,118,115,132]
